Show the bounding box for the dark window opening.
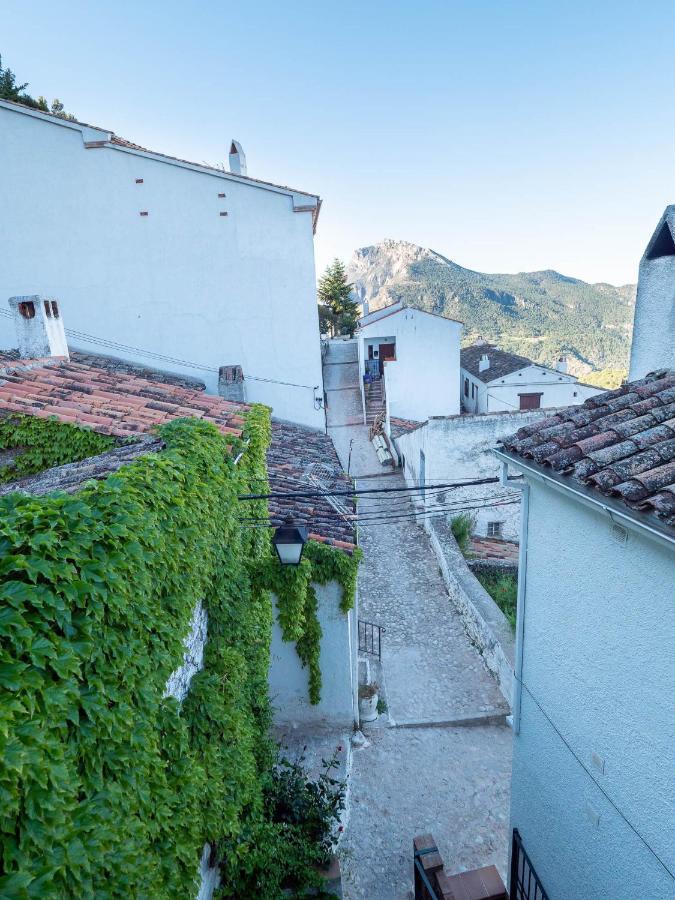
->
[646,221,675,260]
[51,301,59,319]
[464,378,469,397]
[487,521,502,537]
[519,392,543,410]
[135,178,144,184]
[18,301,35,319]
[44,300,52,318]
[471,382,476,398]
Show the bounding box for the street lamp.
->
[272,516,308,566]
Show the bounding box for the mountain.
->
[346,240,636,376]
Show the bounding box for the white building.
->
[393,408,550,542]
[356,302,462,424]
[461,343,600,413]
[629,205,675,379]
[0,98,325,429]
[494,370,675,900]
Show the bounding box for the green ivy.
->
[0,414,115,483]
[252,541,361,705]
[0,407,360,897]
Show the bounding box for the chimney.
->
[556,355,568,374]
[478,353,490,373]
[218,365,245,402]
[473,335,487,346]
[229,140,247,176]
[9,296,69,360]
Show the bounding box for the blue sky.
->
[3,0,675,284]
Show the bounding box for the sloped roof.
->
[0,352,355,548]
[0,98,321,229]
[499,370,675,528]
[461,344,538,383]
[267,421,356,549]
[0,355,246,438]
[390,417,425,439]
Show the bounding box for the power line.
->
[239,476,512,501]
[519,678,675,882]
[0,308,317,390]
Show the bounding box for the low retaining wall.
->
[423,514,515,706]
[467,558,518,577]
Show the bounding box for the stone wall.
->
[422,514,514,705]
[394,409,550,541]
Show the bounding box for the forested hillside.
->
[347,241,636,377]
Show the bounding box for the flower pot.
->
[359,692,379,723]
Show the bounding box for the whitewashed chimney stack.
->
[479,353,490,373]
[229,140,247,176]
[9,296,69,360]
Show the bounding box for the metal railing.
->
[510,829,549,900]
[414,845,441,900]
[358,619,384,659]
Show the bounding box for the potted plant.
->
[358,683,379,722]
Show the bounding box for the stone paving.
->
[323,340,512,899]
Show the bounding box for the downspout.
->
[501,460,528,734]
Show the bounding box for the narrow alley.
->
[324,339,512,900]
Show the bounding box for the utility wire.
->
[0,308,317,390]
[238,475,513,501]
[518,678,675,882]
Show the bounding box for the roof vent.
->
[556,355,568,374]
[229,140,247,176]
[479,353,490,373]
[8,295,69,360]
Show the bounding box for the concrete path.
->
[323,340,512,899]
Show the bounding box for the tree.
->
[317,259,359,336]
[0,54,75,119]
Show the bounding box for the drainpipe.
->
[501,460,528,734]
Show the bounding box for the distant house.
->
[461,343,600,413]
[0,99,325,429]
[494,371,675,900]
[629,205,675,379]
[356,301,462,424]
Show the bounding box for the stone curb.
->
[392,709,510,729]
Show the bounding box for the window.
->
[471,383,476,398]
[487,521,502,537]
[519,392,542,410]
[464,378,469,397]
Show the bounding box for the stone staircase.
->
[365,379,385,426]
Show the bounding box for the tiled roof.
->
[461,344,537,383]
[0,353,355,549]
[500,370,675,528]
[0,356,247,438]
[267,422,356,550]
[390,417,424,439]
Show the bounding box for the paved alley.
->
[324,340,512,899]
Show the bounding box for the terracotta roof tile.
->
[0,352,354,549]
[500,369,675,529]
[0,356,248,438]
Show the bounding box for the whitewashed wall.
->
[510,481,675,900]
[461,364,600,414]
[395,409,548,540]
[269,581,358,728]
[0,102,324,428]
[358,309,461,422]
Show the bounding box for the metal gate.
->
[358,619,384,659]
[510,829,549,900]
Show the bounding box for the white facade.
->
[461,363,600,414]
[0,100,325,428]
[357,305,462,422]
[269,582,359,729]
[394,409,549,541]
[629,205,675,379]
[497,463,675,900]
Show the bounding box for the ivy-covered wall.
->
[0,407,360,898]
[0,414,116,483]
